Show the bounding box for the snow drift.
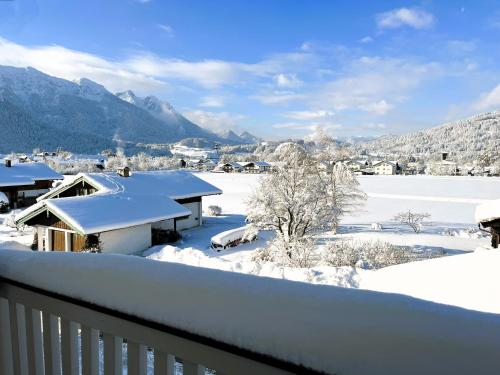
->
[1,249,500,374]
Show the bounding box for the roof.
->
[476,199,500,224]
[240,161,271,167]
[17,170,221,234]
[0,162,63,187]
[373,161,396,167]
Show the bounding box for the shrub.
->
[152,228,181,245]
[241,225,259,243]
[322,239,443,269]
[206,205,222,216]
[394,210,431,233]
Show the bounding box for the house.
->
[0,160,63,209]
[216,162,243,173]
[373,161,397,175]
[15,169,222,254]
[476,199,500,248]
[240,161,272,173]
[344,160,366,172]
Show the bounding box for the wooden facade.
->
[25,211,87,252]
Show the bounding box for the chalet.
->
[373,161,397,175]
[476,199,500,249]
[216,162,243,173]
[15,169,222,254]
[240,161,272,173]
[0,160,63,209]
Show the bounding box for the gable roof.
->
[17,170,221,234]
[476,199,500,224]
[0,162,63,187]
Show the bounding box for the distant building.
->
[373,161,396,175]
[0,160,63,209]
[240,161,272,173]
[216,162,243,173]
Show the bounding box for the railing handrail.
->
[0,275,322,374]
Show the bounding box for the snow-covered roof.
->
[0,162,63,187]
[475,199,500,224]
[17,170,221,234]
[373,161,396,167]
[218,162,242,168]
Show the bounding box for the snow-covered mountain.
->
[217,129,262,144]
[0,66,259,153]
[357,111,500,162]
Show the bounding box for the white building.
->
[15,169,222,254]
[373,161,397,175]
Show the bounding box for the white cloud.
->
[157,24,174,37]
[474,84,500,111]
[251,90,305,105]
[315,57,440,114]
[199,96,225,108]
[358,100,392,115]
[0,37,166,94]
[447,40,476,54]
[272,122,342,132]
[183,110,244,133]
[274,73,303,88]
[360,36,374,43]
[376,7,435,30]
[284,110,335,121]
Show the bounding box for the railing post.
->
[9,302,28,375]
[24,307,44,375]
[103,334,122,375]
[42,312,61,375]
[0,298,14,375]
[128,342,147,375]
[153,350,175,375]
[183,361,206,375]
[81,326,99,375]
[60,319,79,375]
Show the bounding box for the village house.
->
[373,161,397,175]
[476,199,500,249]
[216,162,243,173]
[15,168,222,254]
[0,159,63,209]
[240,161,272,173]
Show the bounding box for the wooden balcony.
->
[0,275,312,375]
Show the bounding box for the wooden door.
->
[71,233,86,252]
[51,230,66,251]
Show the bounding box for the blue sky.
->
[1,0,500,139]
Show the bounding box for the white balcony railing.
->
[1,249,500,375]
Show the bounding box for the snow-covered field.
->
[1,173,499,314]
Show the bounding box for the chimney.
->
[117,166,130,177]
[5,159,11,168]
[442,152,448,161]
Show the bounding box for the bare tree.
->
[246,145,367,263]
[394,210,431,233]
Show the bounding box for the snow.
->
[210,226,248,247]
[0,162,63,187]
[475,198,500,223]
[1,249,500,374]
[0,191,8,204]
[361,250,500,314]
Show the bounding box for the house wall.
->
[152,219,175,230]
[176,201,202,230]
[99,223,152,255]
[374,164,395,175]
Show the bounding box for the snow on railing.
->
[1,249,500,374]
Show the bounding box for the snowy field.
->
[1,173,499,314]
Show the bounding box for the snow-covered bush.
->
[81,235,102,253]
[269,234,318,268]
[394,210,431,233]
[0,192,9,213]
[206,205,222,216]
[371,222,382,231]
[251,247,274,263]
[3,213,17,228]
[322,239,442,269]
